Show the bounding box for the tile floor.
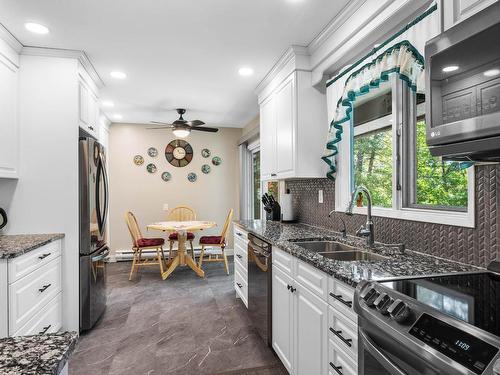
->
[69,259,286,375]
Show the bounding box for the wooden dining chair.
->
[167,205,197,260]
[198,209,234,275]
[125,211,167,280]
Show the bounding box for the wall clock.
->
[165,140,193,167]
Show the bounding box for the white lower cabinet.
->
[233,225,249,308]
[272,246,359,375]
[0,240,63,338]
[295,281,328,375]
[272,264,294,372]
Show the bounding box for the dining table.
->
[147,220,216,280]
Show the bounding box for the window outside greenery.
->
[252,151,261,219]
[354,127,393,208]
[415,116,468,208]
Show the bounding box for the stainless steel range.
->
[354,262,500,375]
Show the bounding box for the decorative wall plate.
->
[201,148,211,158]
[146,163,157,173]
[201,164,211,174]
[212,156,222,166]
[165,140,194,167]
[161,171,172,181]
[187,172,197,182]
[133,155,144,166]
[148,147,158,158]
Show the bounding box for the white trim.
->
[0,23,22,54]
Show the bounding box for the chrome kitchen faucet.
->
[346,186,374,247]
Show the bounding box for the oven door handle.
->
[359,329,407,375]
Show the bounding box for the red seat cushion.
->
[137,237,165,247]
[169,232,195,241]
[199,235,223,245]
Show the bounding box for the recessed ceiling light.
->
[24,22,49,34]
[110,71,127,79]
[442,65,459,73]
[238,67,254,76]
[101,100,114,107]
[112,114,123,120]
[484,68,500,77]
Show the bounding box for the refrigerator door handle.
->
[95,153,108,235]
[100,153,109,232]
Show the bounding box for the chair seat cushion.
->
[199,235,223,245]
[137,237,165,247]
[169,232,195,241]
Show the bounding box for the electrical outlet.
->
[163,203,169,211]
[318,189,324,204]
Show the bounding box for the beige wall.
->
[241,115,259,139]
[108,123,242,255]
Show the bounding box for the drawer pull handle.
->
[236,233,243,237]
[38,284,52,293]
[330,292,352,308]
[38,253,51,260]
[329,327,352,347]
[236,283,243,288]
[39,324,52,335]
[287,285,296,293]
[329,362,343,375]
[236,254,243,259]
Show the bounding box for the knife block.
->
[266,202,281,221]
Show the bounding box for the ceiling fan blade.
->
[187,120,205,126]
[150,121,173,125]
[146,126,174,130]
[191,127,219,133]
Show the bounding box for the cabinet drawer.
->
[13,292,62,336]
[328,305,358,359]
[272,247,295,275]
[234,268,248,308]
[296,259,328,301]
[234,258,248,280]
[8,240,61,284]
[234,226,248,243]
[234,242,248,270]
[328,337,357,375]
[9,257,62,334]
[328,278,356,322]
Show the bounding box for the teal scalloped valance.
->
[322,40,425,180]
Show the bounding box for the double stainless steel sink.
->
[292,240,388,262]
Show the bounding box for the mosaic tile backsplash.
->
[285,165,500,269]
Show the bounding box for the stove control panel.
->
[410,313,499,374]
[387,299,411,323]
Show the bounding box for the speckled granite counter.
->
[0,234,64,259]
[0,332,77,375]
[234,220,481,286]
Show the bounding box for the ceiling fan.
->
[148,108,218,138]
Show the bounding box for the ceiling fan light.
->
[173,128,190,138]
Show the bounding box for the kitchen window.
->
[335,76,474,227]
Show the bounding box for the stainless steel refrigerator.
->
[79,135,109,332]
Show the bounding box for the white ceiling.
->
[0,0,350,127]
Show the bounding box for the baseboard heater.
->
[114,247,233,262]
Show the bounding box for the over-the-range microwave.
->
[425,1,500,162]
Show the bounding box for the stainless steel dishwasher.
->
[247,233,272,348]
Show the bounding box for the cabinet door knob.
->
[236,254,243,259]
[236,283,243,289]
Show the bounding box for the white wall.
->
[0,55,80,332]
[108,124,242,255]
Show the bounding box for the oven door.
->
[358,323,449,375]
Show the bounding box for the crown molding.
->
[21,46,104,88]
[254,45,309,96]
[307,0,367,55]
[0,23,23,54]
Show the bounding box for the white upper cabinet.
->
[78,71,100,139]
[0,42,19,179]
[257,47,328,180]
[443,0,498,30]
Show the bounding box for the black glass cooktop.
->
[379,272,500,337]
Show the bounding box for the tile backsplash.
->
[286,165,500,268]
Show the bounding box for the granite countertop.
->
[0,234,65,259]
[234,220,481,287]
[0,332,77,375]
